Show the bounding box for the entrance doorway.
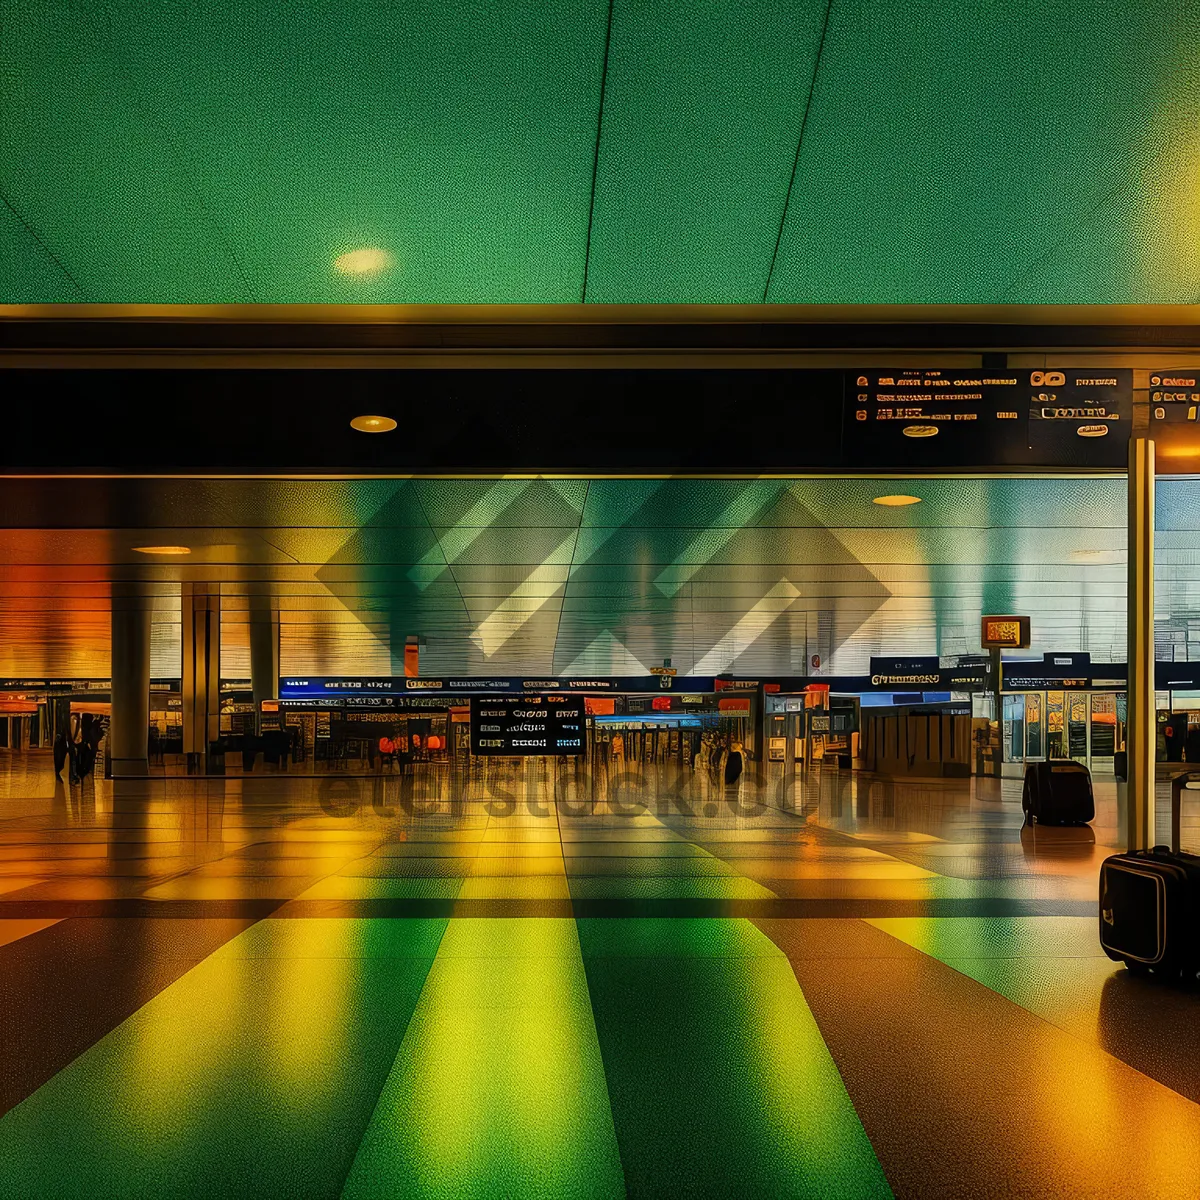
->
[1002,689,1124,776]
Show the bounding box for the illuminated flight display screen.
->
[844,369,1132,468]
[469,695,585,755]
[1150,373,1200,426]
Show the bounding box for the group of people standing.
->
[52,712,105,785]
[694,733,749,787]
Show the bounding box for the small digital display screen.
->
[469,696,585,755]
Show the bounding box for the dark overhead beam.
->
[1,304,1200,361]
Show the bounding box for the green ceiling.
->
[3,1,1199,305]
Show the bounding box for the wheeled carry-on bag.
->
[1021,759,1094,825]
[1099,772,1200,981]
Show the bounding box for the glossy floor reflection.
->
[1,752,1198,1196]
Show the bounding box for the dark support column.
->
[249,603,280,734]
[110,587,152,776]
[1127,437,1156,851]
[182,584,221,767]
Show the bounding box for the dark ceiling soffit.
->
[2,304,1200,354]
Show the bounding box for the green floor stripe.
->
[866,916,1112,1018]
[866,916,1103,963]
[577,917,892,1198]
[340,917,626,1200]
[0,918,448,1199]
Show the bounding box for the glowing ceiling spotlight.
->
[334,247,392,276]
[350,415,398,433]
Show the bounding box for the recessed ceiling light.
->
[334,247,392,276]
[901,424,939,438]
[350,414,398,433]
[873,495,922,507]
[132,545,191,555]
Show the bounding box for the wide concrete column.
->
[1127,437,1156,851]
[182,584,221,761]
[110,585,153,776]
[249,601,280,733]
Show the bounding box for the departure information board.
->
[844,369,1132,469]
[469,696,585,755]
[1148,371,1200,472]
[1150,372,1200,424]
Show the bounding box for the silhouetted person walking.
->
[724,740,747,786]
[53,731,68,780]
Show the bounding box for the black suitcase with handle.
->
[1099,772,1200,981]
[1021,759,1094,825]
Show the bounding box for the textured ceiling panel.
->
[584,0,827,302]
[1,2,250,302]
[2,1,1199,303]
[766,0,1200,304]
[1,0,608,304]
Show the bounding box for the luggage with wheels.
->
[1099,772,1200,982]
[1021,759,1094,825]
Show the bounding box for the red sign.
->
[717,697,751,713]
[651,696,672,711]
[404,640,420,677]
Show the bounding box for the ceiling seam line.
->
[995,172,1147,303]
[0,190,87,298]
[581,0,616,304]
[761,0,835,304]
[412,480,471,635]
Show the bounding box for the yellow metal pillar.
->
[1127,437,1156,851]
[182,583,221,764]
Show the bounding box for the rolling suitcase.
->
[1099,772,1200,981]
[1021,759,1094,825]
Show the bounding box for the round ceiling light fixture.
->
[132,545,191,555]
[350,414,398,434]
[872,495,922,507]
[334,247,392,276]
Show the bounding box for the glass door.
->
[1088,693,1118,774]
[1002,693,1026,762]
[1023,692,1045,760]
[1046,691,1065,758]
[1066,691,1090,765]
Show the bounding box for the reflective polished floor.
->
[1,751,1199,1197]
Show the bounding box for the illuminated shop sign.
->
[279,676,724,697]
[868,670,986,690]
[981,616,1031,649]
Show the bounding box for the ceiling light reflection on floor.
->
[132,546,191,555]
[872,495,922,507]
